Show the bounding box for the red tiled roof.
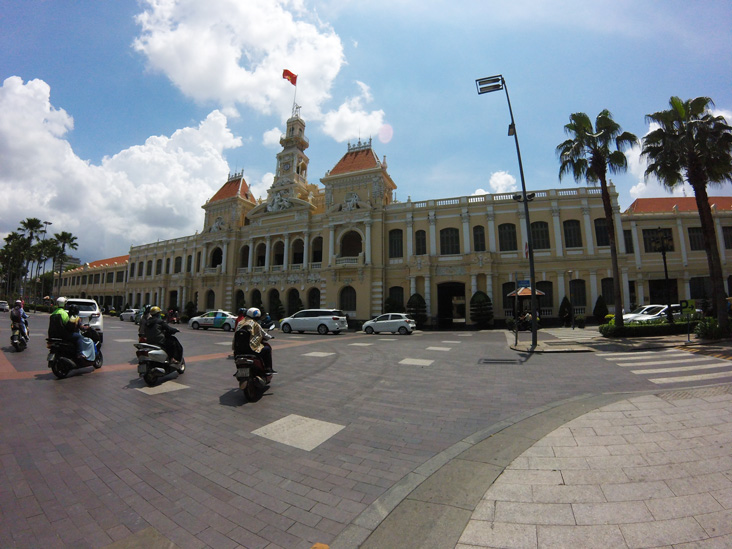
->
[329,148,380,176]
[626,197,732,214]
[68,255,129,272]
[209,175,253,203]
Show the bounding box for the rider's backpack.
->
[10,308,21,322]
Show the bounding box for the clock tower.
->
[268,105,311,204]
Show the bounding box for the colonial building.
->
[59,110,732,325]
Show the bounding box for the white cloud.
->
[263,127,283,147]
[0,77,242,260]
[487,171,518,194]
[133,0,384,133]
[321,81,385,142]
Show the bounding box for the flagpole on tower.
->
[282,69,299,117]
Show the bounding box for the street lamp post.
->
[40,221,52,301]
[476,75,538,348]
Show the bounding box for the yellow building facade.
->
[59,111,732,325]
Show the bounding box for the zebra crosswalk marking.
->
[599,348,732,385]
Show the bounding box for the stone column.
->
[552,206,563,257]
[283,234,290,270]
[406,215,413,257]
[264,237,271,270]
[329,226,335,266]
[462,209,470,254]
[582,205,594,255]
[365,222,372,264]
[428,212,437,256]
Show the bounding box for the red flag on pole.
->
[282,69,297,86]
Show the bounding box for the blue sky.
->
[2,0,731,262]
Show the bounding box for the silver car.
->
[279,309,348,335]
[119,308,139,322]
[363,313,416,335]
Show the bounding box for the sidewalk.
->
[334,330,732,548]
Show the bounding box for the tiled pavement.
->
[2,325,732,549]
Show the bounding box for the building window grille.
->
[687,227,705,251]
[415,230,427,255]
[389,229,403,258]
[531,221,550,250]
[623,229,634,253]
[563,220,582,248]
[498,223,517,251]
[473,226,486,252]
[594,218,610,247]
[439,228,460,255]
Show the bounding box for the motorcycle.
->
[134,332,185,386]
[167,310,180,324]
[46,325,103,379]
[259,317,276,331]
[233,329,274,402]
[10,321,29,352]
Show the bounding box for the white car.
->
[0,300,9,312]
[188,310,237,331]
[363,313,416,335]
[119,308,139,322]
[279,309,348,335]
[622,304,664,322]
[66,298,104,343]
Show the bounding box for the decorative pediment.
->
[247,195,315,218]
[326,192,373,214]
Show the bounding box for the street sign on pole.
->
[518,280,530,287]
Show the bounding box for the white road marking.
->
[253,414,345,451]
[426,347,451,352]
[650,371,732,384]
[349,343,373,347]
[136,381,189,395]
[303,352,335,357]
[399,358,434,366]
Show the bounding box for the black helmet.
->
[68,304,80,316]
[238,308,245,315]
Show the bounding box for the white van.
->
[279,309,348,335]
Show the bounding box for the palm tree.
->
[52,231,78,297]
[557,110,638,328]
[18,217,43,296]
[642,96,732,332]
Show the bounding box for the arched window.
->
[531,221,550,250]
[255,243,266,267]
[311,237,323,263]
[234,290,245,311]
[340,286,357,312]
[415,230,427,255]
[146,261,152,276]
[251,289,262,309]
[498,224,517,251]
[287,289,301,315]
[130,263,136,277]
[186,255,192,272]
[340,231,362,257]
[595,218,610,247]
[291,239,304,264]
[389,229,403,258]
[473,226,486,252]
[439,228,460,255]
[563,220,582,248]
[536,281,553,312]
[569,279,587,307]
[174,256,182,273]
[210,247,223,268]
[205,290,215,310]
[156,259,163,275]
[601,278,614,301]
[308,288,320,309]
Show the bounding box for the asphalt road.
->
[0,312,713,548]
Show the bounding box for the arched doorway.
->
[205,289,215,310]
[287,289,301,315]
[308,288,320,309]
[437,282,465,329]
[234,290,245,312]
[210,248,223,268]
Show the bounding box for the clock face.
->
[283,162,291,171]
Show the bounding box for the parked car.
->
[119,308,139,322]
[188,310,237,331]
[363,313,416,335]
[632,304,704,322]
[622,304,664,322]
[65,298,104,343]
[279,309,348,335]
[0,300,9,312]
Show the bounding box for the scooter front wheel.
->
[245,375,267,402]
[143,371,157,387]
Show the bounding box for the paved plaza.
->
[1,316,732,548]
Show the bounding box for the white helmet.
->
[56,297,67,307]
[246,307,261,319]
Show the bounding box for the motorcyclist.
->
[234,307,276,374]
[66,304,96,361]
[48,297,85,357]
[137,305,151,342]
[144,306,182,363]
[10,300,29,341]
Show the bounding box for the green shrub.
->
[575,315,585,328]
[593,296,609,323]
[470,291,494,328]
[407,293,428,328]
[505,317,516,331]
[599,320,701,338]
[694,317,728,340]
